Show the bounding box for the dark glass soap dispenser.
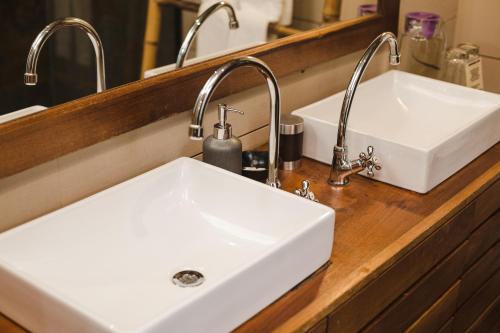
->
[203,104,243,174]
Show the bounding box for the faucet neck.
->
[25,17,106,93]
[176,1,239,69]
[336,32,399,148]
[190,56,281,187]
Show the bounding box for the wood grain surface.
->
[405,281,461,333]
[453,269,500,332]
[361,241,469,333]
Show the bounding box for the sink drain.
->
[172,270,205,287]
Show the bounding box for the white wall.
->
[454,0,500,93]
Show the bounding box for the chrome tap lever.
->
[358,146,381,177]
[294,180,319,202]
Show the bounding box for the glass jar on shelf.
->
[399,12,446,79]
[441,48,468,86]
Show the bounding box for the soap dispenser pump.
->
[203,104,243,174]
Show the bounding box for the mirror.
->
[0,0,377,117]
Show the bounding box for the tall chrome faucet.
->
[189,56,281,188]
[176,1,239,69]
[329,32,400,186]
[24,17,106,92]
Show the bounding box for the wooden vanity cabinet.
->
[308,181,499,333]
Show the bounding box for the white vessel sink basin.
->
[292,70,500,193]
[0,105,46,124]
[0,157,334,333]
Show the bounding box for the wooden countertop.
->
[1,144,499,333]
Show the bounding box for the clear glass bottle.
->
[399,12,446,79]
[441,48,468,86]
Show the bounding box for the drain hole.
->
[172,270,205,287]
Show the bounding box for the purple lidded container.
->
[358,4,378,16]
[405,12,440,39]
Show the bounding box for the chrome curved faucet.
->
[189,56,281,188]
[329,32,400,186]
[24,17,106,92]
[176,1,239,69]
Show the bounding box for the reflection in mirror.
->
[175,1,239,69]
[24,17,106,92]
[291,0,377,31]
[0,0,148,117]
[0,0,377,117]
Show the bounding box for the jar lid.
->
[458,42,480,56]
[280,114,304,135]
[446,47,468,60]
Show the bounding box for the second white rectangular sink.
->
[0,157,334,333]
[293,70,500,193]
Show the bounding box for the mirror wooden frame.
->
[0,0,399,179]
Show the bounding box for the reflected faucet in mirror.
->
[176,1,239,69]
[189,56,281,188]
[24,17,106,93]
[1,1,380,116]
[329,31,400,186]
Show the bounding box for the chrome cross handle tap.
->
[294,180,319,202]
[359,146,382,177]
[329,145,382,186]
[328,32,399,186]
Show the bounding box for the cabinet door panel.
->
[362,243,467,333]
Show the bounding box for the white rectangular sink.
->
[293,70,500,193]
[0,158,334,333]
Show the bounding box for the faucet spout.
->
[329,32,399,186]
[190,56,281,188]
[336,32,399,147]
[24,17,106,92]
[176,1,239,69]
